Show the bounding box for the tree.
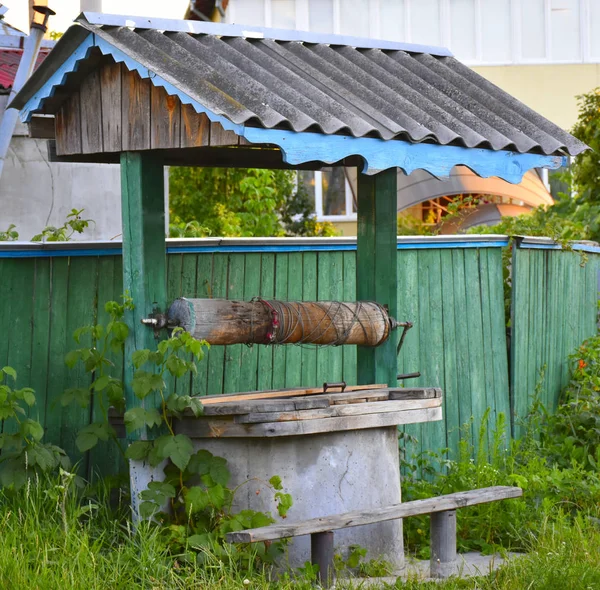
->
[548,88,600,241]
[168,167,337,238]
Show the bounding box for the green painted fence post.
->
[356,169,398,387]
[120,151,167,441]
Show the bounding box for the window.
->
[297,168,357,221]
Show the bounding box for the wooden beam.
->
[120,151,167,441]
[226,486,523,543]
[356,168,398,387]
[199,383,387,405]
[28,116,55,139]
[175,406,442,438]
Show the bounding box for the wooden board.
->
[235,397,442,424]
[202,397,330,416]
[175,406,442,438]
[199,384,388,405]
[226,486,523,543]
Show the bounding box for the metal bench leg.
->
[430,509,457,578]
[311,531,334,588]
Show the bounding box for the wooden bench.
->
[226,485,523,586]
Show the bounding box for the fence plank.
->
[2,242,597,476]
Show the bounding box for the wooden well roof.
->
[10,12,586,181]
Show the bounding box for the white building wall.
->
[227,0,600,66]
[0,121,123,241]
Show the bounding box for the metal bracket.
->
[140,311,168,338]
[396,321,414,356]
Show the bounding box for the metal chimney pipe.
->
[0,5,54,180]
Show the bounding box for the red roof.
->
[0,49,50,90]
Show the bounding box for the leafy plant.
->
[0,224,18,241]
[0,366,70,488]
[542,334,600,471]
[168,219,211,238]
[169,167,337,238]
[62,297,133,455]
[32,208,93,242]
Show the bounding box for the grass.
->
[1,474,600,590]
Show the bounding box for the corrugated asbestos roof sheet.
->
[14,14,587,156]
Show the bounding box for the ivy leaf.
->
[162,434,193,471]
[184,486,210,513]
[125,441,153,461]
[269,475,283,491]
[64,350,81,368]
[111,321,129,342]
[275,492,293,518]
[61,388,90,408]
[188,397,204,418]
[132,349,151,369]
[20,419,44,442]
[92,375,110,392]
[19,388,36,407]
[166,355,188,378]
[1,366,16,381]
[124,408,146,432]
[209,456,230,487]
[28,445,56,471]
[76,422,114,452]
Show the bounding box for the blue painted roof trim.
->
[243,128,567,182]
[0,240,509,259]
[19,33,566,183]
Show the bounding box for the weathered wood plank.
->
[357,169,398,387]
[396,249,422,461]
[285,253,303,386]
[192,253,211,396]
[122,68,151,151]
[180,104,210,148]
[272,254,288,390]
[223,255,245,393]
[199,383,386,405]
[44,258,70,445]
[209,121,239,146]
[55,92,81,155]
[202,397,330,416]
[121,152,167,440]
[79,68,103,154]
[238,253,261,392]
[175,406,442,438]
[226,486,523,542]
[257,253,275,391]
[389,388,442,400]
[29,259,52,430]
[205,254,227,395]
[150,84,181,149]
[99,62,122,152]
[342,250,357,385]
[235,397,442,424]
[300,251,318,387]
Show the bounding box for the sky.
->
[3,0,190,35]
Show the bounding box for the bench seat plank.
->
[226,486,522,543]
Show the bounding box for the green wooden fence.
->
[0,236,597,477]
[510,238,600,437]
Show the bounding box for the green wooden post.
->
[356,168,398,387]
[120,151,167,441]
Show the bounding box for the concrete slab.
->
[335,551,523,588]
